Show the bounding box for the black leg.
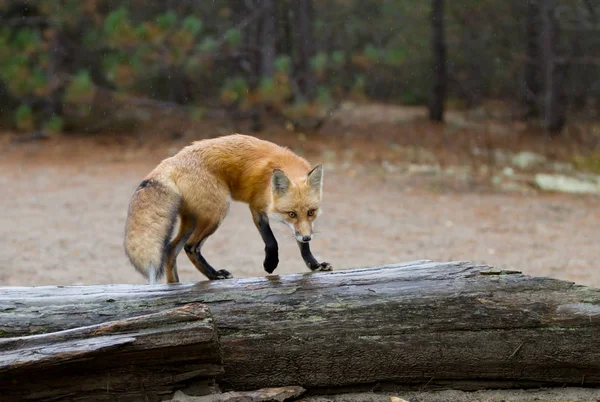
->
[297,241,333,272]
[184,243,232,280]
[253,212,279,274]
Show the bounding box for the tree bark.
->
[429,0,447,122]
[0,303,222,401]
[1,261,599,396]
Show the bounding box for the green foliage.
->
[14,29,40,54]
[104,7,128,36]
[311,52,328,76]
[0,1,432,130]
[182,16,203,36]
[350,75,367,99]
[29,68,49,96]
[258,76,292,106]
[198,37,217,54]
[189,106,206,122]
[220,76,249,104]
[15,105,33,131]
[64,70,95,104]
[282,101,311,122]
[399,90,421,106]
[3,0,586,132]
[0,30,9,59]
[82,29,102,48]
[330,51,346,67]
[383,48,407,67]
[156,11,177,30]
[363,44,381,63]
[275,56,291,74]
[316,86,333,107]
[44,115,64,133]
[224,28,241,47]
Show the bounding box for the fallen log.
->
[1,261,599,396]
[0,303,222,401]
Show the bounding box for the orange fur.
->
[124,134,330,284]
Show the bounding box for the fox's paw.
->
[263,253,279,274]
[311,262,333,272]
[213,269,233,280]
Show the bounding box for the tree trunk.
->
[524,0,541,119]
[259,0,276,78]
[290,0,317,101]
[43,27,63,128]
[276,0,293,59]
[0,303,222,401]
[539,0,566,133]
[429,0,447,122]
[1,261,599,397]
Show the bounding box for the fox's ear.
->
[307,164,323,193]
[272,168,291,195]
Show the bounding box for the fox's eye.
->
[307,209,315,217]
[287,211,297,219]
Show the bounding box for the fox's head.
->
[269,165,324,243]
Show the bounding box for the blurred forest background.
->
[1,0,600,287]
[1,0,599,137]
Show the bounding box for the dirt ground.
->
[173,387,600,402]
[297,388,600,402]
[1,124,599,288]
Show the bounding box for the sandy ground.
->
[1,138,598,287]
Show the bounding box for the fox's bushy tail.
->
[124,178,181,284]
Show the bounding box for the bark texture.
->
[1,261,599,397]
[0,303,222,401]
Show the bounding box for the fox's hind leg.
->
[164,215,195,283]
[184,217,233,280]
[178,175,232,281]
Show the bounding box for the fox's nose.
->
[302,235,312,242]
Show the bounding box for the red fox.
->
[124,134,332,284]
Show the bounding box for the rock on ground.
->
[535,173,600,194]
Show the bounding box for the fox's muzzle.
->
[292,219,314,243]
[296,233,312,243]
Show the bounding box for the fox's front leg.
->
[252,210,279,274]
[297,241,333,272]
